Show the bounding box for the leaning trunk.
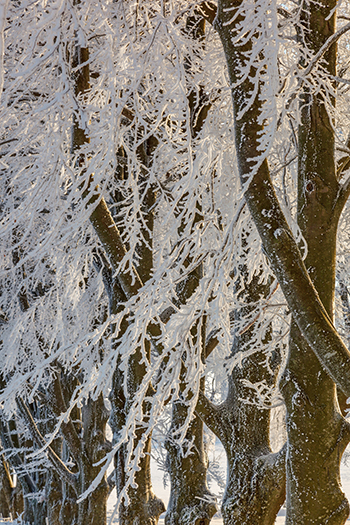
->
[282,3,350,521]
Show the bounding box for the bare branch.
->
[198,1,217,25]
[277,7,293,19]
[195,391,230,442]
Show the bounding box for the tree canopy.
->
[1,1,350,524]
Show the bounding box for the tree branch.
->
[0,417,37,494]
[17,397,78,494]
[89,197,144,300]
[336,174,350,213]
[197,2,217,26]
[195,391,231,443]
[301,22,350,79]
[45,375,83,468]
[279,22,350,117]
[217,0,350,397]
[204,328,220,358]
[277,7,293,19]
[246,167,350,395]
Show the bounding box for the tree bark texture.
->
[216,0,350,398]
[197,271,285,524]
[281,2,350,522]
[165,386,217,525]
[216,1,350,523]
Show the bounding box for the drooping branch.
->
[16,397,78,493]
[279,20,350,119]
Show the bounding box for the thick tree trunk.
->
[110,357,165,525]
[59,482,78,525]
[77,394,109,525]
[165,228,217,524]
[165,395,217,525]
[216,0,350,395]
[281,184,350,523]
[70,21,161,524]
[197,351,286,525]
[283,323,349,524]
[280,2,350,523]
[197,270,285,525]
[119,436,165,525]
[215,1,350,523]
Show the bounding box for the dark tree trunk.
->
[197,270,285,525]
[215,0,350,523]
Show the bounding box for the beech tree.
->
[215,0,350,523]
[1,1,350,525]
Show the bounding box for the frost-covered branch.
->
[301,22,350,79]
[89,197,144,300]
[17,398,78,493]
[217,0,350,396]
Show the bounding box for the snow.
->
[3,454,350,524]
[150,441,350,525]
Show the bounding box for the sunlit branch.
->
[301,22,350,79]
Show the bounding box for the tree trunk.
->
[165,393,217,525]
[119,436,165,525]
[215,0,350,522]
[77,394,109,525]
[281,3,350,521]
[197,269,285,525]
